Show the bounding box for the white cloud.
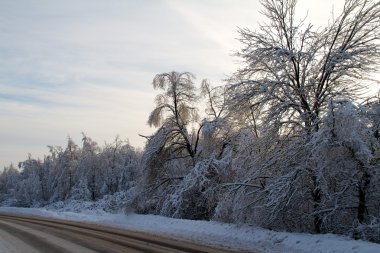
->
[0,0,368,169]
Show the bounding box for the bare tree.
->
[148,71,202,163]
[199,80,236,158]
[225,0,380,234]
[228,0,380,135]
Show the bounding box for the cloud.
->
[0,86,156,168]
[0,0,351,169]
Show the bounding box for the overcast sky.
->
[0,0,361,170]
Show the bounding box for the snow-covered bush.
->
[15,173,43,207]
[214,100,380,241]
[45,191,134,214]
[70,179,91,201]
[352,216,380,243]
[0,165,19,206]
[131,158,186,214]
[160,156,232,220]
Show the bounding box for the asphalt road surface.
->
[0,213,246,253]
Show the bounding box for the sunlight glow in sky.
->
[0,0,363,169]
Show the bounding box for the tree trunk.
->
[357,172,370,223]
[91,174,96,201]
[312,175,322,233]
[354,171,370,240]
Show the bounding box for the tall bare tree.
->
[229,0,380,135]
[226,0,380,234]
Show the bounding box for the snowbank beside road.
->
[0,206,379,253]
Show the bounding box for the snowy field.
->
[0,206,379,253]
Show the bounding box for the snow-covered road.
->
[0,218,97,253]
[0,207,379,253]
[0,226,40,253]
[0,214,239,253]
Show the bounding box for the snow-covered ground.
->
[0,206,379,253]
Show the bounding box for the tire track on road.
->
[0,214,244,253]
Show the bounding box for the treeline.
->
[0,135,140,207]
[1,0,380,243]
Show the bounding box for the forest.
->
[1,0,380,243]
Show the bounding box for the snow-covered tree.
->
[70,178,91,201]
[135,72,204,213]
[160,155,232,220]
[101,136,139,194]
[77,133,102,201]
[219,0,380,235]
[198,81,235,159]
[49,137,80,201]
[16,156,45,207]
[228,0,380,135]
[148,71,201,163]
[0,164,19,205]
[215,100,380,238]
